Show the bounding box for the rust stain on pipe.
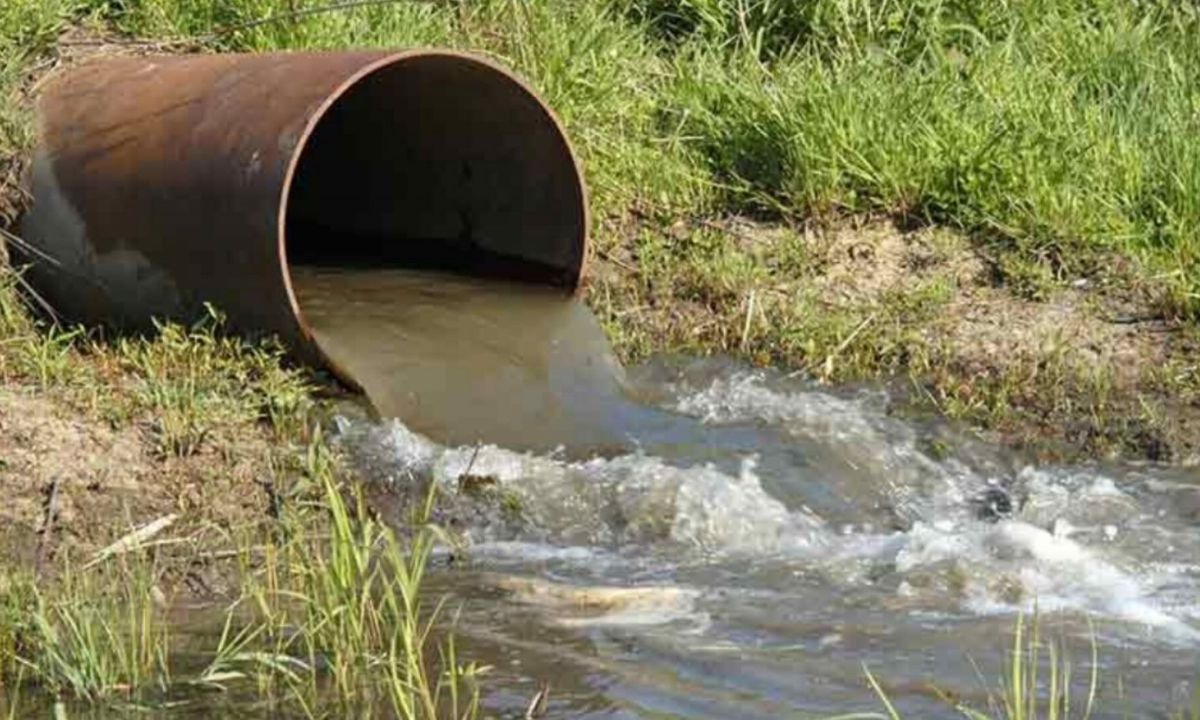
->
[20,50,589,381]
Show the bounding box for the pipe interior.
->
[284,54,586,289]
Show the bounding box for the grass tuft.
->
[863,611,1102,720]
[14,557,170,702]
[111,306,314,456]
[0,435,479,718]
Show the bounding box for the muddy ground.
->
[0,376,316,595]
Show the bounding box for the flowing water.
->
[293,267,1200,718]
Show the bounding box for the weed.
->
[0,269,313,461]
[0,554,170,703]
[0,569,35,682]
[237,436,481,718]
[111,306,313,456]
[864,612,1100,720]
[198,434,483,718]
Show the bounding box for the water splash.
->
[337,364,1200,643]
[303,265,1200,714]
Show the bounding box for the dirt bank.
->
[0,383,294,572]
[589,216,1200,464]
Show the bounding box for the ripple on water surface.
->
[295,267,1200,717]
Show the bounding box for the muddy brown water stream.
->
[292,267,1200,717]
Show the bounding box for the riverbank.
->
[49,0,1200,462]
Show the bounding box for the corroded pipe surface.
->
[20,50,588,378]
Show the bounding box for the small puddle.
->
[293,267,1200,717]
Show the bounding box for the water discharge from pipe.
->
[290,265,635,452]
[20,51,589,379]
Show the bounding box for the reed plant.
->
[223,433,482,719]
[862,612,1101,720]
[0,435,479,719]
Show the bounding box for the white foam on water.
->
[883,519,1199,640]
[341,416,826,555]
[335,366,1200,642]
[666,371,1200,637]
[670,371,981,522]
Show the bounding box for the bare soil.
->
[803,221,1172,386]
[0,381,287,578]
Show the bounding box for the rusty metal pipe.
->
[20,50,589,379]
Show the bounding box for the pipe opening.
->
[283,53,587,293]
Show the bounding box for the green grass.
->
[111,306,314,456]
[0,554,173,705]
[3,0,1200,313]
[0,436,479,718]
[50,0,1198,317]
[863,612,1100,720]
[3,558,170,702]
[0,263,314,458]
[58,0,1200,306]
[240,437,482,719]
[0,0,83,225]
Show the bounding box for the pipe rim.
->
[275,49,591,385]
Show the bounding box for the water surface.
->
[295,267,1200,717]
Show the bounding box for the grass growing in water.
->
[0,437,480,718]
[228,435,482,719]
[1,558,169,702]
[863,612,1100,720]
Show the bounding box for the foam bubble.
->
[333,364,1200,644]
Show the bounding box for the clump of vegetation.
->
[1,557,170,703]
[864,612,1100,720]
[0,439,480,719]
[112,307,314,456]
[0,252,314,450]
[0,0,80,226]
